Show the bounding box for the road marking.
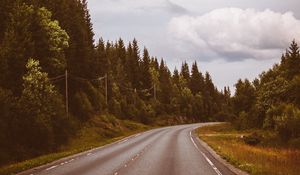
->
[190,131,223,175]
[46,165,57,171]
[87,153,92,156]
[114,172,118,175]
[119,139,128,144]
[134,133,141,137]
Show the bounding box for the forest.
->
[1,0,300,169]
[0,0,229,165]
[231,40,300,145]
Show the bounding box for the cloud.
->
[89,0,187,15]
[165,0,188,14]
[168,8,300,61]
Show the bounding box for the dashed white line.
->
[87,153,92,156]
[134,133,141,137]
[46,165,57,171]
[119,139,128,144]
[190,131,223,175]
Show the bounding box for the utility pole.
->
[105,73,108,105]
[65,70,69,118]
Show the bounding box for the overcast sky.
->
[87,0,300,91]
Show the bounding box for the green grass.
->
[0,114,151,175]
[197,123,300,175]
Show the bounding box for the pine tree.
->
[159,59,172,106]
[180,61,190,83]
[95,38,108,76]
[141,47,152,90]
[126,39,141,89]
[190,62,204,95]
[172,68,180,86]
[282,40,300,79]
[0,3,35,94]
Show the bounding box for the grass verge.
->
[197,123,300,175]
[0,114,151,175]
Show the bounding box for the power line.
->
[49,74,65,81]
[49,77,65,83]
[48,71,157,114]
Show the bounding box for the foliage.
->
[20,58,67,150]
[243,132,262,146]
[231,40,300,143]
[0,2,69,94]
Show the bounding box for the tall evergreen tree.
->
[180,61,190,83]
[140,47,152,90]
[190,62,204,95]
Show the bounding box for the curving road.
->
[19,123,235,175]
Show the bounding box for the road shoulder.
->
[192,130,249,175]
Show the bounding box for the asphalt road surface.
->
[19,123,236,175]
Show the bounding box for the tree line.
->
[0,0,228,165]
[230,40,300,144]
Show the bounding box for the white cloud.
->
[168,8,300,61]
[88,0,187,14]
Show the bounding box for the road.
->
[19,123,235,175]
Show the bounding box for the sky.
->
[87,0,300,91]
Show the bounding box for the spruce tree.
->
[141,47,152,90]
[180,61,190,83]
[190,62,204,95]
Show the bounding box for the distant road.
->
[19,123,235,175]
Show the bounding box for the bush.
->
[234,111,249,130]
[269,103,300,141]
[84,82,105,112]
[73,91,94,120]
[243,132,262,146]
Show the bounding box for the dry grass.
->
[198,123,300,175]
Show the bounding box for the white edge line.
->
[190,131,223,175]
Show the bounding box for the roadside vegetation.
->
[0,114,149,175]
[198,123,300,175]
[227,40,300,147]
[197,40,300,175]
